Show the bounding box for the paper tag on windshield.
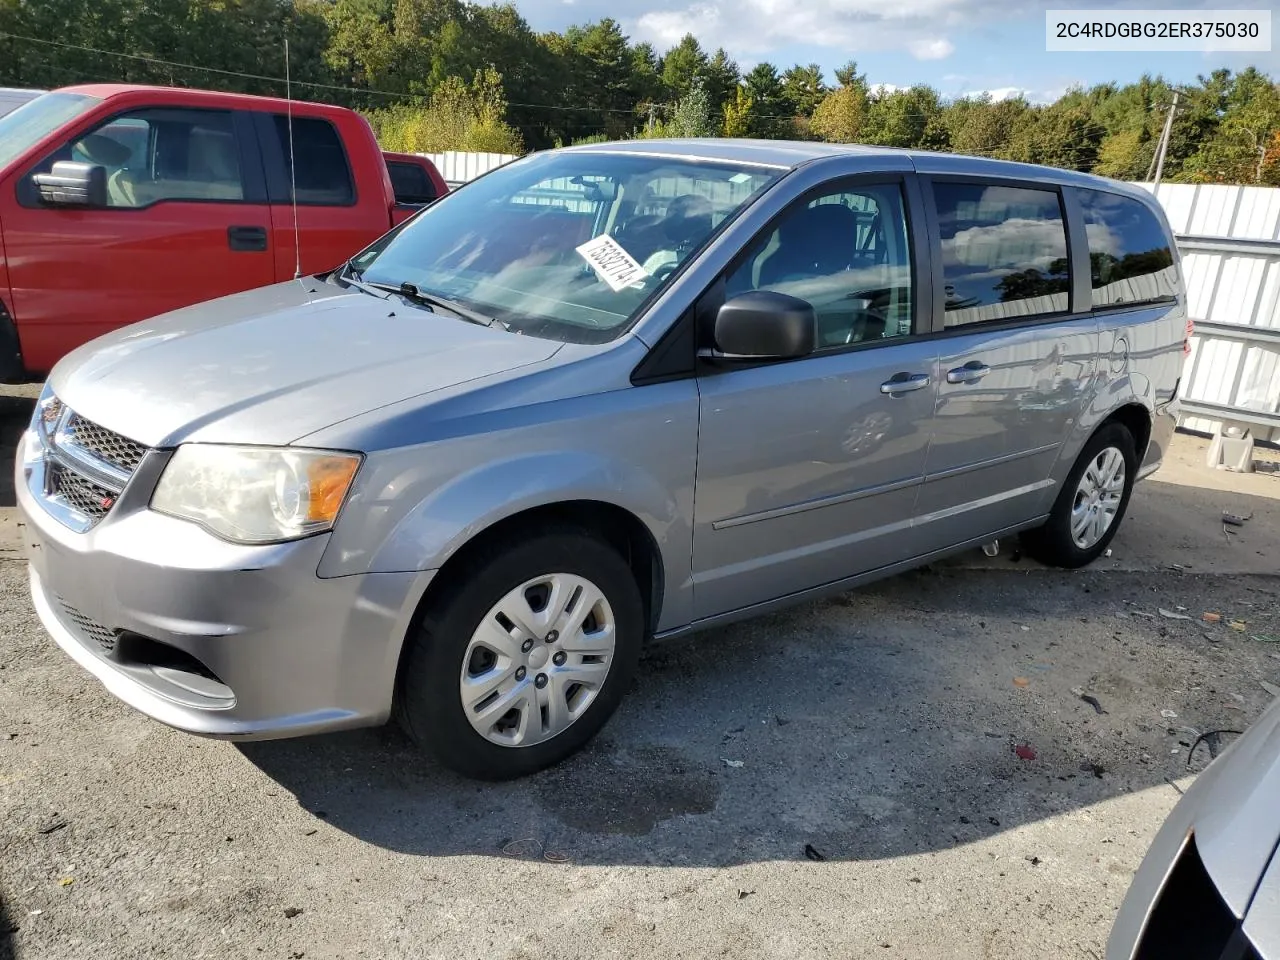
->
[576,234,648,292]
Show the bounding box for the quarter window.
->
[271,116,354,205]
[934,182,1070,327]
[1078,190,1178,307]
[725,183,915,348]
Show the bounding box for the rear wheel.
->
[1021,423,1137,568]
[396,529,644,780]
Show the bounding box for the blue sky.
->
[516,0,1278,101]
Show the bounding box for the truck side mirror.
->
[33,162,108,208]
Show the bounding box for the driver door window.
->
[724,183,915,348]
[64,109,245,208]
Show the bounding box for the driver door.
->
[692,176,940,619]
[1,107,274,373]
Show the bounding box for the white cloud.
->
[631,0,1041,58]
[870,82,906,96]
[908,38,955,60]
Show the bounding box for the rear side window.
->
[934,182,1070,327]
[1078,190,1178,307]
[387,160,437,205]
[271,116,354,205]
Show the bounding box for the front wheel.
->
[396,530,644,780]
[1021,423,1137,568]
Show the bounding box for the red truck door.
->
[1,106,275,373]
[250,112,393,277]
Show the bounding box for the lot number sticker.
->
[576,234,648,292]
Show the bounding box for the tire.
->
[396,529,644,780]
[1021,423,1137,569]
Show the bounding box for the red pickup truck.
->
[0,84,436,380]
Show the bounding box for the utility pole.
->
[1152,90,1179,189]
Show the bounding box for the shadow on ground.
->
[0,394,33,508]
[241,545,1278,866]
[0,893,15,960]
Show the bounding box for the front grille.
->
[55,595,117,653]
[48,462,116,522]
[62,414,146,473]
[29,394,151,532]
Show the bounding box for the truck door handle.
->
[880,372,931,395]
[946,361,990,384]
[227,225,268,252]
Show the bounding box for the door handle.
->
[946,361,991,384]
[880,372,931,395]
[227,225,268,252]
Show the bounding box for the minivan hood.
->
[51,280,562,448]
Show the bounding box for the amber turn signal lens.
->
[305,456,361,524]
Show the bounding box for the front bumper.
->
[17,434,433,739]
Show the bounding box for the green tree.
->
[702,47,739,117]
[667,78,716,137]
[946,95,1033,159]
[660,33,707,100]
[743,61,789,138]
[810,85,866,143]
[367,66,522,153]
[781,62,827,117]
[1183,68,1280,183]
[863,85,943,148]
[833,60,867,92]
[722,85,752,137]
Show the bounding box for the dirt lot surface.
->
[1,382,1277,960]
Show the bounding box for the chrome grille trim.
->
[62,413,147,473]
[25,394,151,532]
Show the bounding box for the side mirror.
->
[33,161,107,208]
[712,291,816,360]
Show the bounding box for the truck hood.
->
[50,279,562,448]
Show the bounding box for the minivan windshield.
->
[0,92,100,170]
[350,151,783,343]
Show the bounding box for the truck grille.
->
[55,595,117,653]
[62,413,147,473]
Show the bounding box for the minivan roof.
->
[562,137,1158,207]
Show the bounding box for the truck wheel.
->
[396,529,644,780]
[1021,423,1136,568]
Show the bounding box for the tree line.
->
[3,0,1279,184]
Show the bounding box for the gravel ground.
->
[1,382,1277,960]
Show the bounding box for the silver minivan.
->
[17,140,1186,779]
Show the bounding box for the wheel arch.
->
[406,498,665,641]
[1100,402,1153,464]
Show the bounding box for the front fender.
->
[315,378,700,631]
[367,448,680,574]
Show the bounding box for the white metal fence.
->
[1133,181,1280,444]
[421,151,517,188]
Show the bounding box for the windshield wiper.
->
[388,281,505,330]
[336,259,395,301]
[338,261,503,330]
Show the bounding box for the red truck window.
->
[387,160,438,205]
[26,108,250,209]
[269,115,354,206]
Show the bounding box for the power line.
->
[0,31,652,116]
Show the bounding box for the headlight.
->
[151,445,362,544]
